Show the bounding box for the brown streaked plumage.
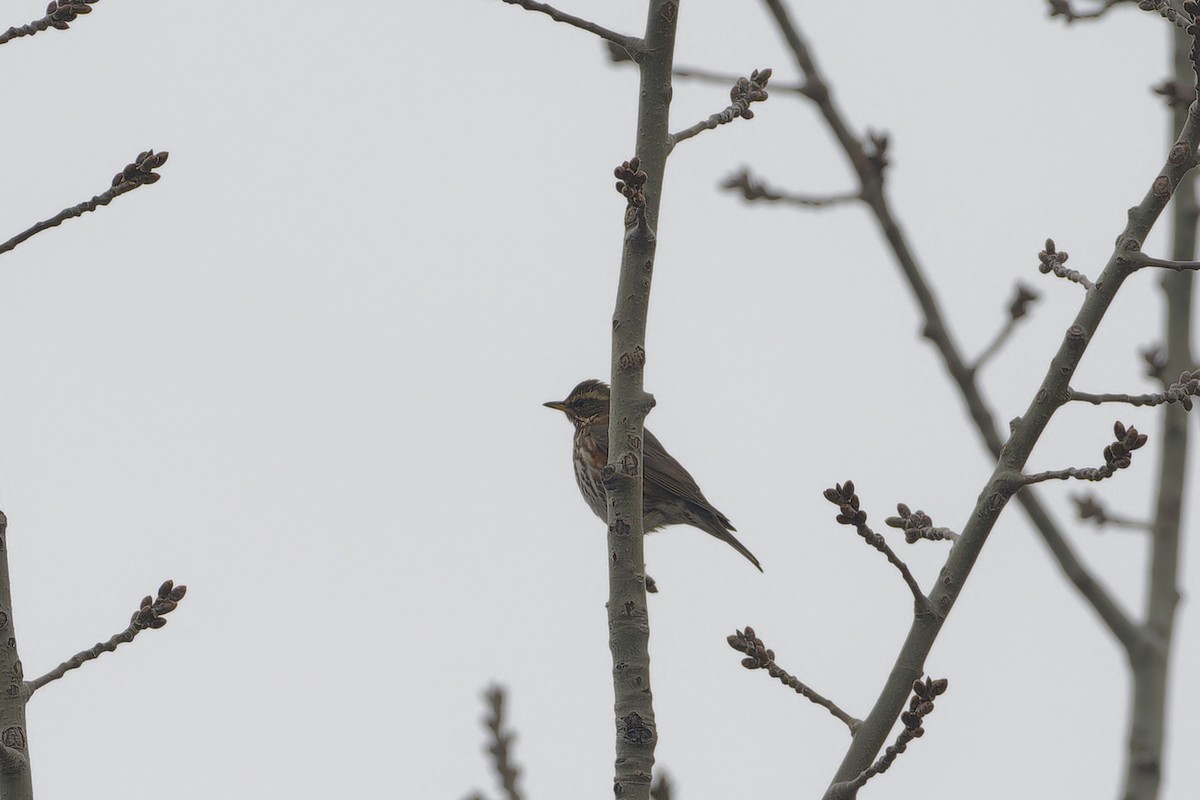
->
[544,379,762,572]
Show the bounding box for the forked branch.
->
[823,481,930,612]
[827,678,948,799]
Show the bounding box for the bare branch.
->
[1074,493,1154,531]
[1069,369,1199,409]
[1128,251,1200,271]
[753,2,1200,785]
[669,69,772,150]
[727,627,860,733]
[1018,422,1148,485]
[823,481,930,611]
[1134,0,1195,32]
[755,0,1139,662]
[721,168,859,208]
[827,678,948,799]
[500,0,638,52]
[603,4,681,795]
[1047,0,1135,22]
[0,150,169,257]
[478,686,523,800]
[971,283,1039,372]
[676,65,807,95]
[1038,238,1094,289]
[26,579,187,696]
[0,511,31,796]
[1121,21,1200,795]
[884,504,960,544]
[1153,78,1197,108]
[0,0,99,47]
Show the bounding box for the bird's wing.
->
[593,424,728,524]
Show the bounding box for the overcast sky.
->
[0,1,1196,798]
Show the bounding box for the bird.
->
[544,379,762,572]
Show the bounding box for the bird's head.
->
[544,379,610,427]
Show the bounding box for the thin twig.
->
[971,283,1039,372]
[26,579,186,696]
[1069,369,1199,409]
[722,168,859,208]
[1047,0,1134,22]
[727,627,861,733]
[673,64,810,96]
[1128,251,1200,271]
[500,0,638,51]
[828,678,947,799]
[972,318,1018,372]
[480,686,523,800]
[1038,238,1094,289]
[0,1,98,46]
[1069,390,1169,406]
[669,69,772,150]
[885,503,960,543]
[1133,0,1195,31]
[1017,422,1147,485]
[907,527,959,542]
[824,482,930,611]
[0,150,169,256]
[1074,493,1154,531]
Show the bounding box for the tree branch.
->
[1038,239,1095,289]
[1018,421,1149,485]
[476,686,523,800]
[823,482,930,612]
[970,283,1039,372]
[0,512,31,796]
[727,627,860,733]
[0,150,169,257]
[756,0,1140,678]
[1046,0,1135,23]
[1073,493,1154,531]
[1128,251,1200,270]
[604,3,680,797]
[827,678,947,799]
[668,69,771,150]
[0,1,98,47]
[1069,368,1199,408]
[753,6,1200,783]
[500,0,639,53]
[1119,19,1198,799]
[26,579,186,697]
[884,504,960,544]
[721,167,860,208]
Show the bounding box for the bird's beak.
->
[543,400,569,412]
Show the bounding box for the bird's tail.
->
[697,510,762,572]
[719,528,764,572]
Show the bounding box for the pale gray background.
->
[0,1,1196,798]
